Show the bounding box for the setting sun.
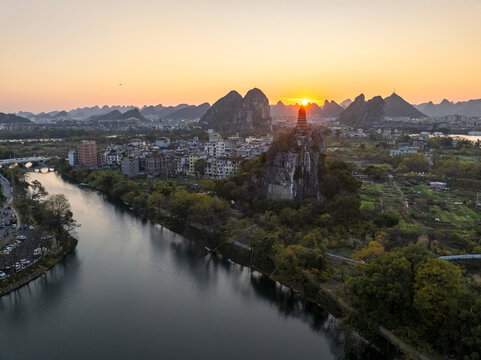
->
[301,99,308,106]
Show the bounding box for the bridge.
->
[439,254,481,261]
[0,156,51,167]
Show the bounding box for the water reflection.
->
[0,173,386,360]
[157,224,382,360]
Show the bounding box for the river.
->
[0,173,383,360]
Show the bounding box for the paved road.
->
[0,173,20,240]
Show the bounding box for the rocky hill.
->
[0,113,32,124]
[258,126,325,200]
[384,93,425,118]
[119,108,146,120]
[232,88,271,131]
[200,88,270,132]
[321,100,344,118]
[141,104,189,119]
[339,93,425,125]
[339,99,352,108]
[163,103,210,120]
[88,108,146,122]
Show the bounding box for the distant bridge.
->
[439,254,481,261]
[0,156,51,167]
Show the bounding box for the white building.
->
[204,142,226,157]
[68,149,78,166]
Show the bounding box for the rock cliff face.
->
[259,126,325,200]
[233,88,270,131]
[200,88,271,132]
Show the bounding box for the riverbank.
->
[57,170,406,359]
[0,235,77,297]
[0,169,79,299]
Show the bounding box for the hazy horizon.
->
[6,92,481,115]
[2,0,481,113]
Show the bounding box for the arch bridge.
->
[0,156,52,169]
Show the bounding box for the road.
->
[0,173,20,240]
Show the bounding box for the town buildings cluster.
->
[68,131,272,179]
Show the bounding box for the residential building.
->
[77,140,98,167]
[121,157,139,177]
[68,149,78,166]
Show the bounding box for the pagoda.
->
[296,105,307,131]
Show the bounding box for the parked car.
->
[12,224,16,229]
[28,226,34,230]
[0,271,6,279]
[33,247,48,256]
[20,259,30,266]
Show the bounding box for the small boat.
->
[227,259,235,265]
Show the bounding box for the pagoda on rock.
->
[296,105,307,131]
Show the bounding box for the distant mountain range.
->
[271,99,345,118]
[10,95,481,126]
[415,99,481,117]
[14,103,211,122]
[338,93,426,126]
[162,103,211,121]
[88,108,147,122]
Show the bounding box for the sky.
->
[1,0,481,113]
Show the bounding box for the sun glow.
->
[301,99,308,106]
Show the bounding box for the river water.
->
[0,173,383,360]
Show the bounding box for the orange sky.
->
[1,0,481,113]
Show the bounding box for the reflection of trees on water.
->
[162,229,384,360]
[0,252,81,316]
[249,274,384,360]
[33,174,385,360]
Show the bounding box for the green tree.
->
[193,159,207,178]
[348,252,414,328]
[413,259,466,339]
[43,193,77,248]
